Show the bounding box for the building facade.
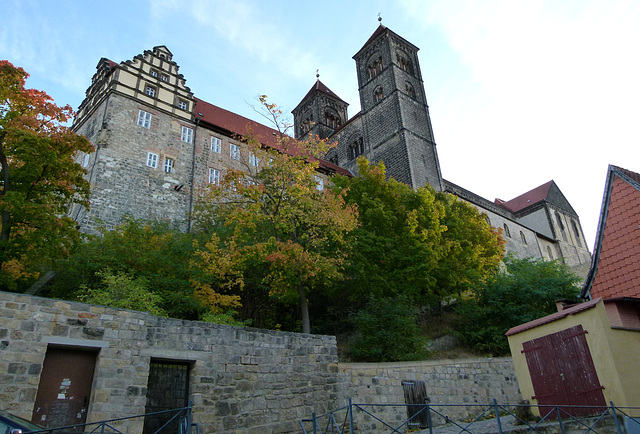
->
[71,27,590,275]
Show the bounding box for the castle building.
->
[71,26,591,275]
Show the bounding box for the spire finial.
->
[378,13,382,24]
[316,69,320,80]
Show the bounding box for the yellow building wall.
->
[507,301,640,415]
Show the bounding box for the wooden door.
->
[31,348,97,430]
[143,361,190,434]
[522,325,605,418]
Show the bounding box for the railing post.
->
[348,398,355,434]
[557,406,565,434]
[426,401,433,434]
[610,401,623,434]
[312,412,317,434]
[493,399,503,434]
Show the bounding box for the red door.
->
[522,325,605,418]
[31,348,97,430]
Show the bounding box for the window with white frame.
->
[208,168,220,184]
[161,74,169,82]
[83,154,90,168]
[137,110,152,128]
[163,157,174,173]
[145,85,156,97]
[181,126,193,143]
[211,137,222,153]
[249,153,259,167]
[146,152,159,168]
[230,143,240,160]
[150,69,159,78]
[177,100,188,110]
[315,175,324,191]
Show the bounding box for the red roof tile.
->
[505,298,601,336]
[590,174,640,299]
[193,98,350,176]
[495,181,553,213]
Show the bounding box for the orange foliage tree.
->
[0,60,93,288]
[192,97,358,333]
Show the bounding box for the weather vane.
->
[316,69,320,79]
[378,13,382,23]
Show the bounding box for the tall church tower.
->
[353,24,443,190]
[292,79,348,142]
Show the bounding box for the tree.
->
[454,256,581,355]
[48,219,209,320]
[0,61,93,288]
[192,97,359,334]
[331,158,504,308]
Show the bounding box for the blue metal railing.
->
[24,402,199,434]
[300,399,640,433]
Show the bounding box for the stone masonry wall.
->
[0,291,521,433]
[338,358,521,431]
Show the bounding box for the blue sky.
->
[3,0,640,249]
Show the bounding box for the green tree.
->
[332,158,504,307]
[192,97,359,334]
[78,269,166,316]
[0,60,93,288]
[350,295,428,362]
[48,219,207,319]
[454,256,581,355]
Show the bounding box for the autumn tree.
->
[332,158,504,307]
[192,97,358,333]
[0,61,93,288]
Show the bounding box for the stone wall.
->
[0,291,520,433]
[338,358,521,431]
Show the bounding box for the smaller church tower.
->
[292,79,348,141]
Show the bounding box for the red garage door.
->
[522,325,605,418]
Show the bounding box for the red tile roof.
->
[588,169,640,299]
[193,98,350,176]
[505,298,601,336]
[495,181,554,213]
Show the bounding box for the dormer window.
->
[145,85,156,97]
[177,99,188,110]
[150,69,159,78]
[161,74,169,82]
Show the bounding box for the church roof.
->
[292,80,347,113]
[193,98,350,176]
[353,24,420,59]
[496,180,577,216]
[581,165,640,299]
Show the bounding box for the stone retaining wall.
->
[0,291,520,433]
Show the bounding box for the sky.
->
[2,0,640,250]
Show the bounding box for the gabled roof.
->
[496,180,577,216]
[293,80,347,112]
[193,98,350,176]
[505,298,601,336]
[581,165,640,299]
[353,24,419,59]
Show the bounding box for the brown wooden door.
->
[32,348,97,430]
[522,325,605,418]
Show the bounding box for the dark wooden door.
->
[31,348,97,430]
[522,325,605,418]
[402,380,429,429]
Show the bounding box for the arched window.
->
[349,137,365,160]
[405,82,416,99]
[397,51,414,75]
[571,220,582,247]
[547,246,554,260]
[374,86,384,103]
[324,110,341,130]
[520,231,527,245]
[328,153,338,165]
[368,55,383,79]
[300,115,313,135]
[503,223,511,238]
[555,211,567,241]
[483,214,491,226]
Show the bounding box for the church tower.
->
[292,79,348,143]
[344,24,444,190]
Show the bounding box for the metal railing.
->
[24,402,199,434]
[300,399,640,433]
